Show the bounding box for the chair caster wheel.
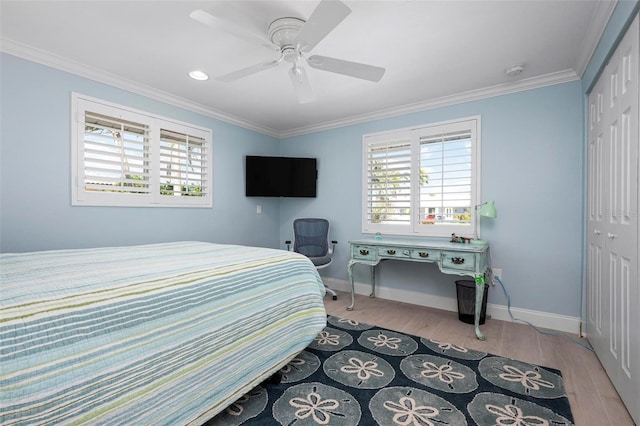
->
[332,295,337,300]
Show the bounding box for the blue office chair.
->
[286,218,338,300]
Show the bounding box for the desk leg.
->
[370,265,376,298]
[347,260,356,311]
[474,276,486,341]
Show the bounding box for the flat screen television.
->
[245,155,317,197]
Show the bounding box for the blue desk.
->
[347,237,491,340]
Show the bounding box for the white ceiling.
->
[0,0,615,137]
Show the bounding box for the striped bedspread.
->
[0,241,327,425]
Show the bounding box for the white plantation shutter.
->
[159,127,209,201]
[82,111,151,196]
[365,134,412,227]
[362,117,480,236]
[73,94,212,207]
[418,126,473,228]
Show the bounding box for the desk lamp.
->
[471,200,496,245]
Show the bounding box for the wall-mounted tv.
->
[245,155,317,197]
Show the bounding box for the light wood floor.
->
[324,290,634,426]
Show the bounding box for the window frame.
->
[71,93,213,208]
[361,116,481,238]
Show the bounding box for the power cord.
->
[493,275,594,352]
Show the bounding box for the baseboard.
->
[323,277,581,335]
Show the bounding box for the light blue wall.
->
[280,82,585,317]
[0,53,281,252]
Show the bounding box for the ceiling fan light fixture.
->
[282,46,299,63]
[189,70,209,81]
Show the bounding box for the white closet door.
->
[607,13,639,419]
[587,74,608,361]
[587,14,639,424]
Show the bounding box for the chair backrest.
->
[293,218,329,257]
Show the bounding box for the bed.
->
[0,241,327,425]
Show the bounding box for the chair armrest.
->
[285,240,292,251]
[328,240,337,255]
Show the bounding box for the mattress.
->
[0,241,327,425]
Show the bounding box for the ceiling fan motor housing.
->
[268,17,305,62]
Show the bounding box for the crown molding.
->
[2,37,580,140]
[573,0,617,77]
[0,37,281,138]
[279,69,580,138]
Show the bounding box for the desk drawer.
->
[378,247,411,259]
[441,251,476,271]
[410,249,440,261]
[352,245,377,261]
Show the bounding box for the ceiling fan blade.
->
[217,59,281,82]
[189,9,278,51]
[294,0,351,52]
[307,55,385,82]
[289,65,315,104]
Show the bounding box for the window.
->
[362,116,480,237]
[72,94,212,207]
[159,127,207,200]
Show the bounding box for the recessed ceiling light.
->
[189,70,209,81]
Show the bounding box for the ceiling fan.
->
[189,0,385,104]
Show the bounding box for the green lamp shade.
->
[478,200,497,218]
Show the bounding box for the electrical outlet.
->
[492,268,502,285]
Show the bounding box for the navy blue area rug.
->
[206,315,574,425]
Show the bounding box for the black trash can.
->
[455,280,488,325]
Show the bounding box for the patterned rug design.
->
[206,316,574,425]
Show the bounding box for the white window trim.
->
[362,115,481,238]
[71,93,213,208]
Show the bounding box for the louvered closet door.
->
[587,14,639,424]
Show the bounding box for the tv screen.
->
[245,156,317,197]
